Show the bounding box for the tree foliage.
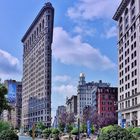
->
[58,112,75,132]
[82,106,117,131]
[43,128,52,138]
[97,125,137,140]
[0,129,18,140]
[36,122,46,131]
[0,121,11,133]
[0,84,11,115]
[131,127,140,137]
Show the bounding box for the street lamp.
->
[78,117,80,140]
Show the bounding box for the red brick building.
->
[97,87,118,118]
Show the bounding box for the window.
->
[135,88,137,94]
[39,23,41,32]
[37,27,39,35]
[125,8,128,15]
[119,17,122,24]
[42,19,44,29]
[132,99,135,106]
[135,97,137,105]
[128,100,130,107]
[125,101,128,108]
[131,0,135,6]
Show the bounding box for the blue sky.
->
[0,0,121,118]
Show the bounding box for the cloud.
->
[104,26,117,39]
[53,84,77,97]
[53,75,71,83]
[0,49,21,79]
[53,27,116,70]
[74,26,96,37]
[67,0,121,21]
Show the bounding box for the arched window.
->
[125,8,128,15]
[28,40,29,46]
[42,19,44,29]
[37,27,38,35]
[34,31,36,39]
[29,37,31,45]
[119,17,122,24]
[131,0,135,6]
[39,23,41,32]
[32,34,33,42]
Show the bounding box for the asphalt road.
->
[19,136,32,140]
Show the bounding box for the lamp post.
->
[78,117,80,140]
[32,123,36,140]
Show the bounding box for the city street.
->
[19,136,32,140]
[19,136,44,140]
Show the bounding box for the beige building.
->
[66,95,77,115]
[21,2,54,130]
[113,0,140,127]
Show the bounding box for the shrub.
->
[101,125,114,134]
[91,125,95,134]
[29,129,32,137]
[126,127,134,133]
[52,128,60,135]
[131,127,140,137]
[52,128,60,140]
[97,125,137,140]
[66,124,73,133]
[52,134,60,140]
[58,123,65,132]
[80,124,86,133]
[43,128,52,138]
[71,128,78,135]
[36,122,46,131]
[0,121,11,133]
[0,129,18,140]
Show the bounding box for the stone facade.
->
[113,0,140,126]
[66,95,77,115]
[21,2,54,130]
[77,73,111,117]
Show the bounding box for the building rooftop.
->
[21,2,54,42]
[80,73,85,77]
[113,0,130,21]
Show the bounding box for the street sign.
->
[121,119,126,128]
[87,120,91,137]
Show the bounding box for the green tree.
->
[0,121,11,133]
[43,128,52,139]
[66,124,73,133]
[58,123,65,132]
[0,84,11,116]
[97,125,137,140]
[0,129,18,140]
[36,122,46,131]
[131,127,140,137]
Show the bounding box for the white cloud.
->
[53,27,116,70]
[104,26,117,39]
[74,26,96,37]
[53,84,77,97]
[53,75,71,83]
[67,0,121,21]
[0,49,21,80]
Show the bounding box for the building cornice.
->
[113,0,130,21]
[117,92,140,103]
[21,2,54,43]
[117,103,140,112]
